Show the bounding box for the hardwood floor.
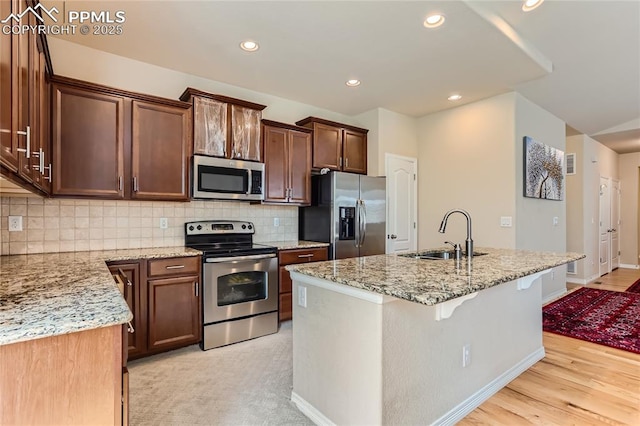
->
[460,268,640,425]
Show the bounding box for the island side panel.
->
[291,274,386,425]
[381,278,545,424]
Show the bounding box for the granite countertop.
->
[261,240,330,250]
[286,247,585,306]
[0,247,202,346]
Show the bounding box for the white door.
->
[599,177,611,276]
[385,154,417,254]
[611,179,620,270]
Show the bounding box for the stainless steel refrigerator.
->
[299,172,386,259]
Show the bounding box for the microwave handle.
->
[246,169,252,195]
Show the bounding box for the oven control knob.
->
[188,225,194,231]
[242,224,246,229]
[197,225,202,231]
[248,224,253,230]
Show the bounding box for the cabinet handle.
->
[118,176,123,192]
[339,157,343,167]
[39,148,44,175]
[127,321,135,334]
[165,265,185,269]
[43,163,52,183]
[345,158,349,168]
[194,282,199,297]
[16,126,31,159]
[133,176,138,192]
[297,253,314,258]
[117,268,133,286]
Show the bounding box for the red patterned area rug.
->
[543,287,640,354]
[625,278,640,294]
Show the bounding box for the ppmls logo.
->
[1,3,59,24]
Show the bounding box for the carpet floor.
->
[128,321,313,425]
[625,278,640,294]
[543,287,640,354]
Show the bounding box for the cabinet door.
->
[36,50,51,193]
[15,1,33,183]
[131,100,190,201]
[193,96,227,157]
[147,275,200,351]
[278,266,292,322]
[109,262,146,359]
[0,0,18,172]
[230,105,261,161]
[288,130,312,205]
[52,84,125,198]
[263,125,289,203]
[312,122,342,170]
[343,129,367,174]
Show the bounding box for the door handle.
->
[389,234,397,239]
[246,169,252,195]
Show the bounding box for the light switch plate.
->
[500,216,512,227]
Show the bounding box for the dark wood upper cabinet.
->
[52,83,125,198]
[0,0,53,195]
[51,76,191,200]
[295,116,368,175]
[263,120,312,205]
[180,88,266,162]
[131,100,191,201]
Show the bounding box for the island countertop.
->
[286,247,585,306]
[0,247,202,346]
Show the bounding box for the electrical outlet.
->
[298,285,307,308]
[462,344,471,367]
[273,217,280,227]
[500,216,512,227]
[159,218,168,229]
[8,215,23,232]
[553,216,559,226]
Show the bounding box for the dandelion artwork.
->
[524,136,564,201]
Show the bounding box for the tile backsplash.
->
[0,196,298,256]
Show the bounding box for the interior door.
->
[385,154,417,254]
[599,177,611,276]
[611,179,620,270]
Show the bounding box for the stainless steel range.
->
[185,220,278,350]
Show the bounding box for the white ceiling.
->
[44,0,640,153]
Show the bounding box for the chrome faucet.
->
[438,209,473,258]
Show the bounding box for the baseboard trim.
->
[291,391,336,426]
[566,277,588,285]
[433,347,546,426]
[620,264,640,270]
[542,288,567,304]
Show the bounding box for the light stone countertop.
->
[261,240,330,251]
[0,247,202,346]
[286,247,585,306]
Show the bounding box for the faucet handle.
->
[444,241,459,250]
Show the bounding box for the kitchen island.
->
[286,248,584,426]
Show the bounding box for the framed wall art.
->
[523,136,564,201]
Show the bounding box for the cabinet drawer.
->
[279,247,328,266]
[147,256,200,278]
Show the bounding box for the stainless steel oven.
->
[192,155,264,201]
[185,220,278,350]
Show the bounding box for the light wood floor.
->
[460,268,640,425]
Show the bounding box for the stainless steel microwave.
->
[192,155,264,201]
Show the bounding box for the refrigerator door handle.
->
[354,200,361,248]
[360,199,367,246]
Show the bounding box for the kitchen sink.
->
[400,250,488,260]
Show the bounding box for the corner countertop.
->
[261,240,330,251]
[0,247,202,347]
[286,247,585,306]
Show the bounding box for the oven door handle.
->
[205,253,276,263]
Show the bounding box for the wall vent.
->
[566,153,576,175]
[567,261,576,274]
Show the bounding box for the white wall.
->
[514,94,567,298]
[566,135,586,277]
[48,38,362,128]
[417,93,517,250]
[619,153,640,267]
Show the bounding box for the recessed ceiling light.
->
[346,79,361,87]
[448,94,462,101]
[522,0,544,12]
[423,14,445,28]
[240,40,259,52]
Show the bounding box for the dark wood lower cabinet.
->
[147,275,201,351]
[109,262,145,359]
[278,247,328,322]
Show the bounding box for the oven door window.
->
[218,271,267,306]
[198,165,248,194]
